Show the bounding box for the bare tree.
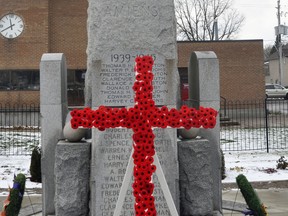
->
[264,44,273,61]
[175,0,245,41]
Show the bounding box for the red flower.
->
[69,55,218,215]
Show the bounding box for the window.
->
[178,67,188,85]
[265,85,274,90]
[275,85,284,90]
[67,69,86,106]
[0,69,86,105]
[0,70,39,90]
[67,69,85,90]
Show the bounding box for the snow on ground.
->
[0,155,41,195]
[1,149,288,196]
[223,150,288,183]
[0,129,288,195]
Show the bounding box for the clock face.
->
[0,13,24,39]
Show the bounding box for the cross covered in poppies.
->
[70,55,217,216]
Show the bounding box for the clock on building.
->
[0,13,24,39]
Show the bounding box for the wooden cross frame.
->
[70,55,217,216]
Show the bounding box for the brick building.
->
[0,0,265,106]
[178,40,265,102]
[0,0,88,106]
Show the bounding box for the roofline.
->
[177,39,263,43]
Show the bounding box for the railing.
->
[220,98,288,152]
[0,104,40,156]
[1,99,288,155]
[220,96,227,117]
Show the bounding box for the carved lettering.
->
[95,127,173,215]
[100,4,159,18]
[99,52,168,106]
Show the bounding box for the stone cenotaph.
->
[40,0,223,215]
[85,1,179,215]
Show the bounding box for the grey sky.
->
[233,0,283,46]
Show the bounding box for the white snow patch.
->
[0,155,41,195]
[223,150,288,183]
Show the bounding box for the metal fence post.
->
[265,98,269,153]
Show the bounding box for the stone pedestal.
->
[54,141,91,216]
[178,139,214,216]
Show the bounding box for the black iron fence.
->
[0,104,40,156]
[1,99,288,155]
[220,98,288,152]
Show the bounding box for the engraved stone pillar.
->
[40,53,68,215]
[188,51,222,213]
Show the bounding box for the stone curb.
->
[19,204,42,216]
[222,180,288,189]
[222,200,247,212]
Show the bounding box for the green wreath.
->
[236,174,267,216]
[2,173,26,216]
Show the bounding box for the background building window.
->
[0,70,39,90]
[67,69,86,106]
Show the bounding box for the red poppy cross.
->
[70,55,217,216]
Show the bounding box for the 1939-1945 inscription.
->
[98,51,168,106]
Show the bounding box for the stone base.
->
[178,139,214,216]
[213,210,223,216]
[54,140,91,216]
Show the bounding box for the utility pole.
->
[277,0,283,84]
[214,19,219,40]
[213,0,219,41]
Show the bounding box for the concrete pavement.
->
[1,187,288,215]
[223,188,288,215]
[0,189,42,216]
